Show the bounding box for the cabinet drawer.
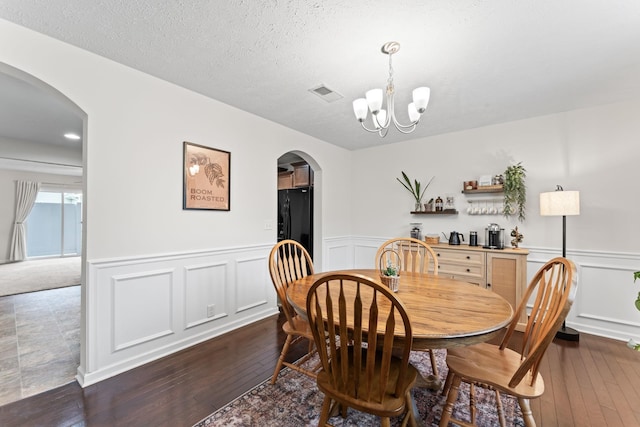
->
[441,273,486,287]
[435,250,484,265]
[438,262,484,278]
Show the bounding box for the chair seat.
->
[282,314,314,338]
[316,347,419,417]
[446,342,544,399]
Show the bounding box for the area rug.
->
[194,349,524,426]
[0,257,81,296]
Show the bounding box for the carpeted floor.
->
[0,257,81,297]
[194,349,524,427]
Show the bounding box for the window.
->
[25,190,82,258]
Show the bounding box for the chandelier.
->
[352,42,430,137]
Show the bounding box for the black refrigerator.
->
[278,186,313,258]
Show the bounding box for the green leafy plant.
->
[629,271,640,351]
[396,172,434,204]
[382,261,399,277]
[634,272,640,312]
[503,162,526,222]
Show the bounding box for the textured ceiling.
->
[1,1,640,151]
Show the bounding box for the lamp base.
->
[556,325,580,342]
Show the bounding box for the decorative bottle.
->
[435,196,443,211]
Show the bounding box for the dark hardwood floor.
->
[1,311,639,426]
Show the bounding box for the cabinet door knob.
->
[437,253,440,257]
[466,256,470,259]
[487,283,491,288]
[466,268,470,272]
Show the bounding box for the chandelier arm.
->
[359,121,384,133]
[392,122,419,134]
[387,90,419,130]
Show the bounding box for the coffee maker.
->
[483,223,504,249]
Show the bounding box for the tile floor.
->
[0,285,80,407]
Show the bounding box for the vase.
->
[415,202,422,212]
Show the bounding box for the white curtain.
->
[9,180,41,261]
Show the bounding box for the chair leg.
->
[429,349,439,377]
[518,397,536,427]
[469,383,476,424]
[401,389,419,427]
[442,370,453,396]
[495,390,506,427]
[271,334,292,384]
[439,374,462,427]
[318,396,332,427]
[381,417,391,427]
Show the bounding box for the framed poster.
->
[183,141,230,210]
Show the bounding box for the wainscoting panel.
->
[184,261,229,329]
[111,268,175,352]
[235,256,269,313]
[81,244,278,387]
[323,238,352,271]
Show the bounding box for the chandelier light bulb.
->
[408,103,420,122]
[412,87,430,113]
[365,88,383,114]
[353,98,368,121]
[352,42,430,137]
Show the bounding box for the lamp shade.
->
[540,191,580,216]
[352,98,368,121]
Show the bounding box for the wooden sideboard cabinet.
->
[431,243,529,330]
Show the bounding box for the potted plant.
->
[503,162,526,221]
[397,172,435,211]
[634,271,640,311]
[379,249,401,292]
[380,260,400,292]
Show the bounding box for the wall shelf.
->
[462,186,503,194]
[410,209,458,215]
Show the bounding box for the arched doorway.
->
[276,151,322,268]
[0,62,87,404]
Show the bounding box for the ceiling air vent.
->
[309,84,343,103]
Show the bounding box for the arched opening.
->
[0,62,87,404]
[276,151,322,269]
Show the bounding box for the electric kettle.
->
[448,231,464,245]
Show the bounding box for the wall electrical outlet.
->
[264,220,273,230]
[207,304,215,318]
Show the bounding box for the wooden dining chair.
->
[268,239,319,384]
[439,257,578,427]
[307,273,419,427]
[376,237,438,275]
[376,237,440,377]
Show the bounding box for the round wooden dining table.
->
[286,269,514,352]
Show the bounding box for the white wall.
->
[351,100,640,253]
[350,100,640,342]
[0,169,81,263]
[0,18,352,385]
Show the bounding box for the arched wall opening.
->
[276,150,323,270]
